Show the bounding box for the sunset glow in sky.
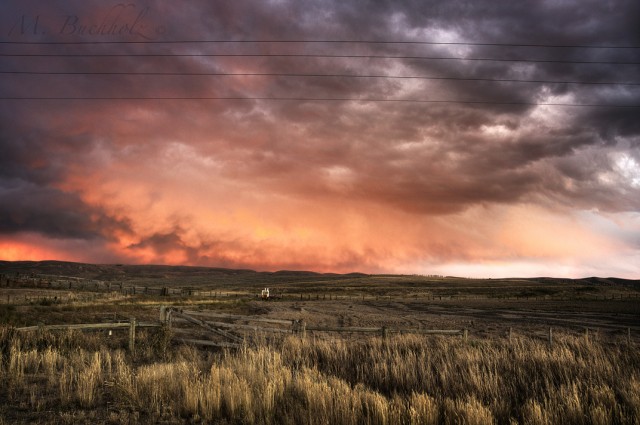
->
[1,0,639,277]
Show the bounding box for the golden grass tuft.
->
[0,327,638,424]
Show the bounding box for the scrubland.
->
[1,262,638,423]
[1,326,638,424]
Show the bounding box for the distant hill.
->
[0,260,370,287]
[0,260,257,279]
[0,260,636,288]
[578,276,640,290]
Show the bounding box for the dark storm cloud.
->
[0,178,131,239]
[0,103,132,240]
[127,231,196,257]
[0,0,639,270]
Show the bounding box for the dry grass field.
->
[1,261,639,424]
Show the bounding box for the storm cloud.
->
[0,0,639,276]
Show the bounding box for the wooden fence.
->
[15,319,161,353]
[163,307,470,348]
[10,306,635,352]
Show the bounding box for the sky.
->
[1,0,639,278]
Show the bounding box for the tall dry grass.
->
[0,326,638,424]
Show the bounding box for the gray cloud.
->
[0,0,639,269]
[0,178,131,239]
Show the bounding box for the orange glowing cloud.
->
[1,0,640,278]
[0,234,105,264]
[0,239,58,262]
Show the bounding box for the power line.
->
[1,96,638,107]
[1,39,638,49]
[1,52,637,65]
[2,70,638,86]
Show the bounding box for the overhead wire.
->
[1,52,638,65]
[2,70,638,86]
[1,96,638,107]
[1,38,638,106]
[1,39,639,48]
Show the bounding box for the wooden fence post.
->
[548,327,553,345]
[381,326,388,340]
[585,327,589,343]
[463,329,468,342]
[159,306,167,323]
[508,327,512,342]
[301,320,306,338]
[129,318,136,354]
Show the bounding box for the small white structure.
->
[261,288,270,300]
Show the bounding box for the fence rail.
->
[172,318,293,334]
[14,322,160,332]
[183,310,294,325]
[175,338,241,349]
